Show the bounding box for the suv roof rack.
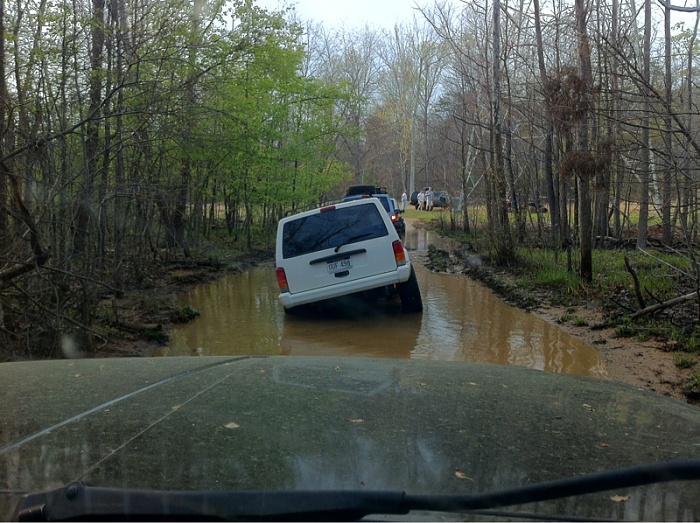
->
[345,185,387,196]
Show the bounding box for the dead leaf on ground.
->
[583,403,594,411]
[171,405,181,411]
[598,443,610,448]
[417,382,428,387]
[348,419,364,423]
[74,374,81,378]
[258,369,266,374]
[224,422,240,429]
[610,495,630,503]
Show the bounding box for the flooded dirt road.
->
[161,227,607,378]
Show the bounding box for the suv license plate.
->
[327,259,352,273]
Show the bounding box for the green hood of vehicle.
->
[1,356,699,520]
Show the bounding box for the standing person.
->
[401,191,408,211]
[426,187,434,211]
[417,190,425,211]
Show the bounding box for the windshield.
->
[2,0,700,521]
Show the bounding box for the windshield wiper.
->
[334,233,375,253]
[13,460,700,521]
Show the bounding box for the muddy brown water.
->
[159,227,607,378]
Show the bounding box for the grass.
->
[403,207,450,224]
[689,369,700,388]
[674,353,696,369]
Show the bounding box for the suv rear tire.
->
[399,267,423,313]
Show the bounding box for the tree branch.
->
[656,0,700,12]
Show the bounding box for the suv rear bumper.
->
[279,263,412,309]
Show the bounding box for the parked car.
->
[432,191,450,208]
[275,198,421,314]
[528,199,548,213]
[341,193,405,237]
[409,189,448,209]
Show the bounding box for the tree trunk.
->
[0,0,8,242]
[576,0,593,283]
[533,0,558,250]
[491,0,513,264]
[74,0,104,256]
[637,0,652,249]
[662,4,673,245]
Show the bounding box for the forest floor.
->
[92,219,698,406]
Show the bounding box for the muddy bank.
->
[93,249,273,358]
[423,236,694,404]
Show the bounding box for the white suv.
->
[275,198,422,314]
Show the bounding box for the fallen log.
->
[623,255,645,309]
[109,320,163,333]
[630,291,698,318]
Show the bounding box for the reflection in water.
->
[163,227,607,377]
[162,269,285,357]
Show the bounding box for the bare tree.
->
[491,0,514,262]
[636,0,652,249]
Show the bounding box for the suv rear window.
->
[282,203,388,259]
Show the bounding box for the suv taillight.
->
[390,212,399,222]
[392,240,406,266]
[276,267,289,292]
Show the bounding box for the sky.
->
[255,0,699,35]
[255,0,433,30]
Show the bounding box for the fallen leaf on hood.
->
[454,468,473,481]
[610,495,630,503]
[224,422,240,429]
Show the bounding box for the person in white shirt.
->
[426,187,434,211]
[401,191,408,211]
[417,190,425,210]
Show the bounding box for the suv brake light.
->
[319,205,336,213]
[392,240,406,266]
[390,213,399,222]
[276,267,289,292]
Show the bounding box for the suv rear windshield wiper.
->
[13,460,700,522]
[334,233,377,253]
